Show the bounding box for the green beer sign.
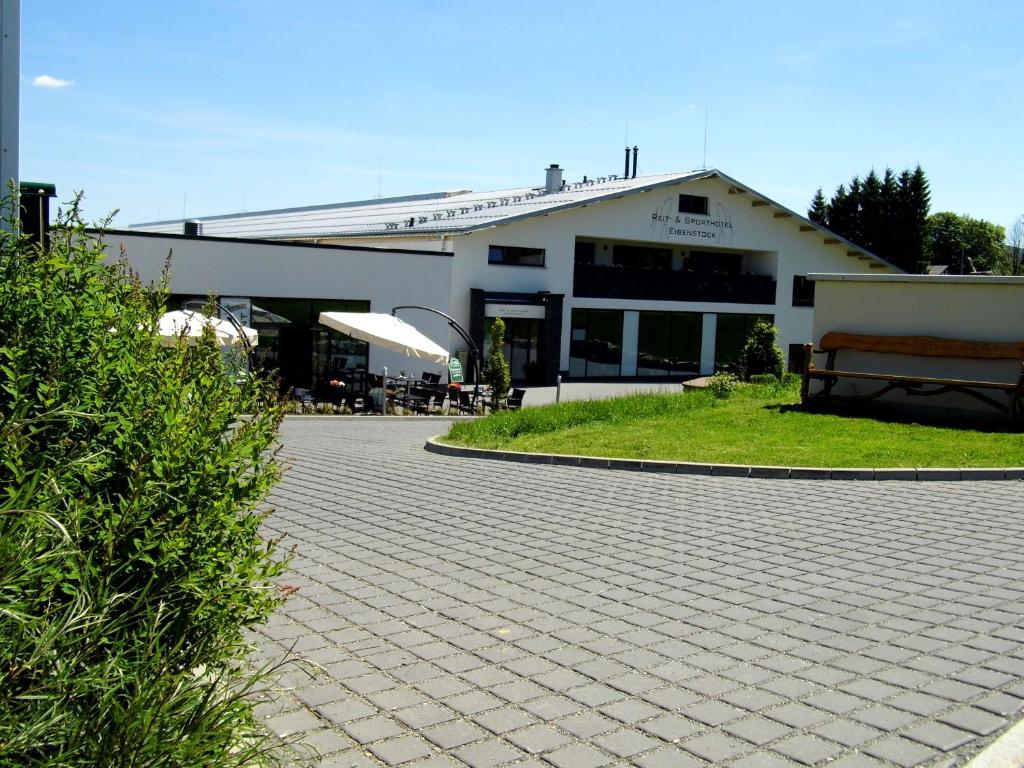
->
[447,357,464,383]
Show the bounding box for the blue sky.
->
[20,1,1024,233]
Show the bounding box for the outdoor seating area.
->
[287,373,525,416]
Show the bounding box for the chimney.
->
[624,147,631,179]
[544,164,563,193]
[184,219,202,236]
[632,146,638,179]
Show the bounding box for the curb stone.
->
[964,715,1024,768]
[423,438,1024,481]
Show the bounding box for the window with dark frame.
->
[678,194,709,215]
[488,245,546,267]
[569,309,623,377]
[792,275,815,307]
[714,313,774,370]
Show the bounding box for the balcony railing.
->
[573,264,777,304]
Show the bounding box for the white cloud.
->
[32,75,74,89]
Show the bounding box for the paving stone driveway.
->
[255,417,1024,768]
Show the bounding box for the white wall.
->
[445,176,886,373]
[810,274,1024,415]
[99,231,455,377]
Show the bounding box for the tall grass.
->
[443,378,1024,467]
[446,385,732,447]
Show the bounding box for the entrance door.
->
[503,318,541,384]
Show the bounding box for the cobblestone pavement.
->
[254,417,1024,768]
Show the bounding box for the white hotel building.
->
[118,163,897,395]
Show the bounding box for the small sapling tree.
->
[484,318,512,411]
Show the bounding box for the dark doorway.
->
[504,318,541,385]
[485,317,542,385]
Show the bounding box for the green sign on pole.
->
[447,357,464,383]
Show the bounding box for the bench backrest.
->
[819,332,1024,361]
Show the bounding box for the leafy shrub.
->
[706,372,740,399]
[0,198,287,766]
[740,320,784,380]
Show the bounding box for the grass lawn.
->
[442,379,1024,468]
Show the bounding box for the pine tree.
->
[879,168,899,261]
[808,189,829,225]
[846,176,863,246]
[894,165,931,272]
[859,170,883,254]
[827,183,853,240]
[807,166,932,273]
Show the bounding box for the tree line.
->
[808,168,1020,275]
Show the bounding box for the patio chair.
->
[412,389,447,415]
[396,384,432,414]
[292,388,316,414]
[506,388,526,411]
[456,390,479,415]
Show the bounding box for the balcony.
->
[573,264,777,305]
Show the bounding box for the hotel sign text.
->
[649,197,734,244]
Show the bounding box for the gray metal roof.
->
[128,167,900,272]
[130,171,715,240]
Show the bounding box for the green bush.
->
[0,197,287,766]
[706,372,740,399]
[740,320,784,380]
[484,318,511,411]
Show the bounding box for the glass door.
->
[485,318,541,385]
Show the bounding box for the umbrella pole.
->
[382,366,387,415]
[390,305,483,409]
[182,299,255,372]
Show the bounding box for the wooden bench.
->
[801,332,1024,422]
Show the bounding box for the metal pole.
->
[556,374,562,404]
[381,366,388,414]
[181,299,254,372]
[391,305,483,405]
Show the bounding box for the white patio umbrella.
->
[318,312,448,364]
[156,310,258,348]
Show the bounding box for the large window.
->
[488,245,545,267]
[715,313,773,370]
[685,250,742,274]
[574,240,596,265]
[167,295,370,395]
[569,309,623,377]
[637,312,703,376]
[613,244,671,270]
